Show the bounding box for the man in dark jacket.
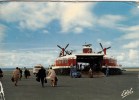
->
[36,67,46,87]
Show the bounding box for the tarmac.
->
[1,71,139,100]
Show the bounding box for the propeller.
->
[99,43,103,50]
[57,45,63,50]
[98,43,111,55]
[106,46,111,49]
[64,44,69,50]
[57,44,69,57]
[82,43,92,47]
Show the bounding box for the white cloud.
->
[0,24,6,42]
[125,25,139,32]
[74,27,83,33]
[1,3,131,34]
[121,49,139,67]
[108,49,139,67]
[120,25,139,32]
[130,7,139,16]
[0,2,96,33]
[121,32,139,40]
[97,14,125,28]
[116,53,125,61]
[42,30,49,34]
[97,39,112,47]
[128,49,139,60]
[0,49,57,67]
[0,3,21,22]
[117,26,139,66]
[59,3,96,33]
[120,25,139,40]
[123,41,139,49]
[0,3,58,30]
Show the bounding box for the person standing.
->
[36,67,46,87]
[12,67,20,86]
[106,65,109,77]
[88,68,93,78]
[70,64,74,77]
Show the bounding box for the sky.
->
[0,1,139,68]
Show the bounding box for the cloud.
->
[120,25,139,40]
[123,41,139,49]
[116,53,125,61]
[121,32,139,40]
[120,25,139,33]
[0,49,57,67]
[0,3,21,22]
[73,27,83,33]
[108,49,139,67]
[0,2,96,33]
[117,25,139,67]
[128,49,139,60]
[97,39,112,47]
[130,7,139,16]
[126,25,139,32]
[0,2,130,34]
[42,30,49,34]
[0,3,58,30]
[0,24,6,42]
[59,3,96,33]
[97,14,125,28]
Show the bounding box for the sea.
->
[1,67,33,71]
[1,66,139,71]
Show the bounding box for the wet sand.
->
[1,71,139,100]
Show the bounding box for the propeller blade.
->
[98,51,102,53]
[57,45,63,50]
[64,44,69,49]
[83,44,92,47]
[99,43,103,50]
[88,44,92,47]
[106,46,111,49]
[64,50,69,54]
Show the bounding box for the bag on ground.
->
[44,79,47,83]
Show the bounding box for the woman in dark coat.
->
[0,68,3,79]
[24,68,30,79]
[36,67,46,87]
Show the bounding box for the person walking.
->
[24,67,28,79]
[36,67,46,87]
[0,68,3,80]
[12,67,20,86]
[46,67,57,87]
[19,68,22,80]
[24,68,30,79]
